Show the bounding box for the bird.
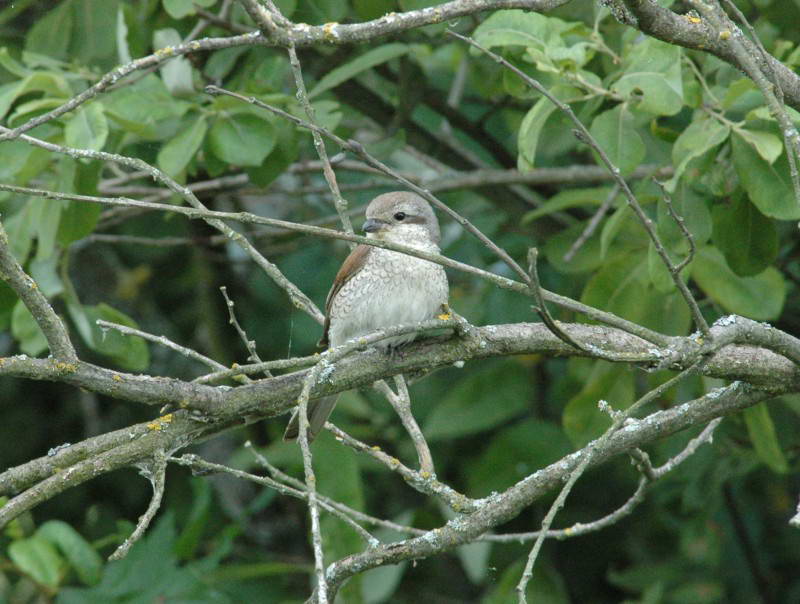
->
[283,191,449,442]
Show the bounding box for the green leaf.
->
[34,198,62,261]
[9,536,65,589]
[104,74,191,139]
[361,513,411,603]
[424,362,532,440]
[665,116,729,191]
[517,86,576,168]
[657,184,712,248]
[473,10,567,54]
[0,281,17,331]
[58,161,102,246]
[457,540,492,585]
[692,246,785,320]
[37,521,103,586]
[65,103,109,151]
[163,0,216,19]
[647,241,679,293]
[157,114,207,177]
[353,0,394,20]
[612,38,683,115]
[735,128,783,164]
[69,0,120,68]
[24,0,74,60]
[153,29,194,97]
[295,0,348,23]
[87,304,150,371]
[712,197,778,276]
[309,43,409,98]
[11,299,48,356]
[589,104,646,177]
[29,257,64,298]
[67,297,150,371]
[731,132,800,219]
[523,186,614,224]
[174,479,213,560]
[209,113,275,167]
[0,72,72,120]
[600,205,631,258]
[743,403,788,473]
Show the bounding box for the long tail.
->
[283,395,339,442]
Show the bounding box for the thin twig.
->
[219,286,268,377]
[170,453,378,546]
[286,41,354,242]
[527,248,586,352]
[694,0,800,205]
[96,320,227,373]
[193,354,319,384]
[108,450,167,560]
[244,441,424,537]
[374,377,435,476]
[563,184,619,262]
[654,180,696,274]
[327,423,475,513]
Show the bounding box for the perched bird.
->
[284,191,449,442]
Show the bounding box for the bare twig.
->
[171,453,378,546]
[655,181,696,274]
[563,184,619,262]
[527,248,586,352]
[96,320,226,373]
[192,354,318,384]
[0,33,260,143]
[108,450,167,560]
[244,441,425,537]
[374,376,435,476]
[219,286,267,375]
[286,42,354,242]
[327,423,475,513]
[714,0,800,203]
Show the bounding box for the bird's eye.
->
[394,212,406,221]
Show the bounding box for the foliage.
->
[1,0,799,602]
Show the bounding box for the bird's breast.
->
[327,248,448,348]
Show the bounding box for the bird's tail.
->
[283,395,339,442]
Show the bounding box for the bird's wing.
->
[318,244,372,348]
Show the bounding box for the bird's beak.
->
[362,218,388,233]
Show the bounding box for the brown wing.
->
[317,244,372,348]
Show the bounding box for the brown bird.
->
[284,191,449,442]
